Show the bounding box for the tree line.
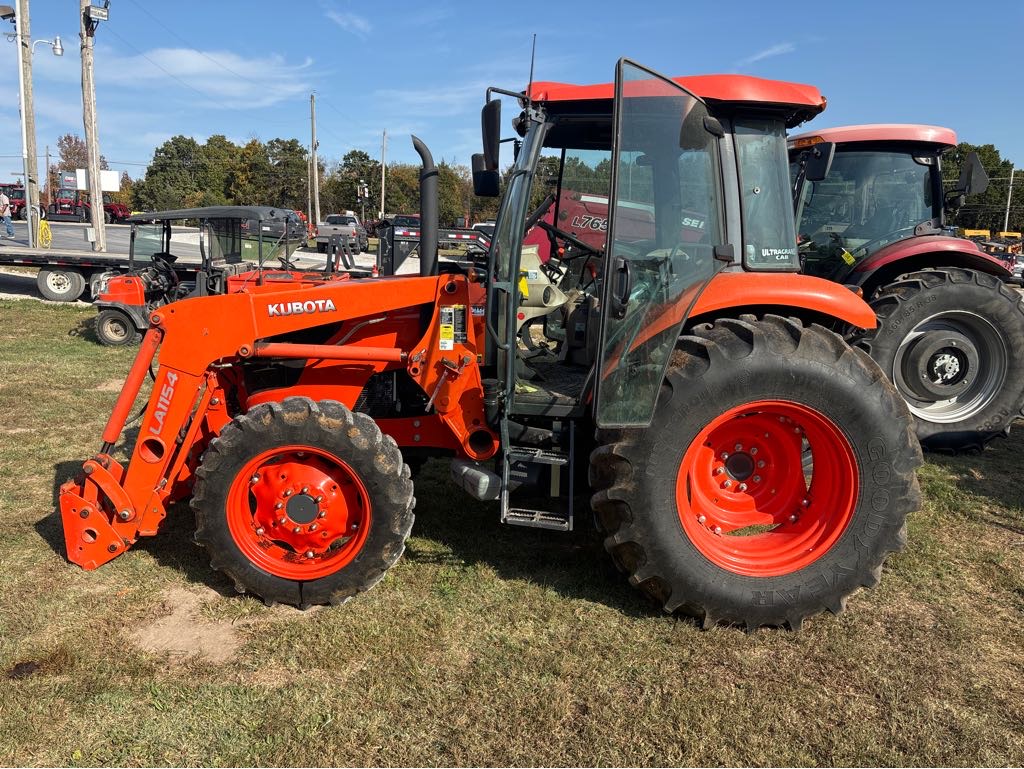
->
[47,131,1024,233]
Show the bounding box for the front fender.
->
[690,272,877,330]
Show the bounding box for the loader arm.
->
[60,274,495,570]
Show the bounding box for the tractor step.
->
[504,506,572,531]
[500,436,574,532]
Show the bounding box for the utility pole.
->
[1004,167,1016,233]
[379,129,387,219]
[17,0,38,247]
[310,93,321,225]
[306,150,313,234]
[80,0,107,252]
[44,145,50,208]
[13,3,32,247]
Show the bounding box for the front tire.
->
[861,268,1024,453]
[95,309,139,346]
[590,316,921,630]
[192,397,415,607]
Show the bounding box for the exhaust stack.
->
[412,135,439,277]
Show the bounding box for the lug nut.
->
[698,514,707,524]
[315,495,323,503]
[250,474,260,483]
[753,475,761,483]
[309,523,318,531]
[757,460,765,468]
[734,443,742,451]
[750,447,758,455]
[351,523,359,531]
[305,550,314,558]
[301,486,309,494]
[283,489,293,497]
[723,480,732,488]
[255,527,265,535]
[714,526,722,535]
[802,498,810,507]
[738,483,747,492]
[789,514,798,523]
[275,502,283,510]
[720,452,729,460]
[318,511,327,519]
[278,517,286,525]
[293,526,301,533]
[714,467,724,475]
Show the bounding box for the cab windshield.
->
[793,149,936,279]
[734,119,799,270]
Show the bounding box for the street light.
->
[3,8,63,248]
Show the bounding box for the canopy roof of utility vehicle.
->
[527,74,826,127]
[788,124,958,149]
[126,206,290,223]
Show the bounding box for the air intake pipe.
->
[412,135,439,277]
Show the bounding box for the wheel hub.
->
[228,446,371,580]
[900,330,978,400]
[724,452,755,481]
[286,493,319,524]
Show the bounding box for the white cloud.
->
[735,42,796,67]
[325,10,372,36]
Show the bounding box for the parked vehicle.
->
[789,125,1024,453]
[315,213,364,253]
[58,61,920,630]
[48,189,130,223]
[93,206,306,345]
[0,183,27,219]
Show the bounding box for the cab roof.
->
[788,124,958,148]
[126,205,289,223]
[527,74,826,127]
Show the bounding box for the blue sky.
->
[2,0,1022,182]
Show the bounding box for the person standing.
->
[0,190,14,239]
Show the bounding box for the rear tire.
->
[590,315,921,630]
[74,206,85,222]
[192,397,415,607]
[95,309,139,346]
[860,268,1024,453]
[37,268,85,301]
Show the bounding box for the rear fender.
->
[850,236,1010,295]
[689,272,877,330]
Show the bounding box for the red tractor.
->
[58,60,920,629]
[789,125,1024,453]
[48,188,130,223]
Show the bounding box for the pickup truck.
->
[315,213,367,253]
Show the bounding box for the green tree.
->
[322,150,381,218]
[228,139,273,206]
[132,135,202,210]
[194,134,239,207]
[266,138,309,210]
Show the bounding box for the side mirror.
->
[804,142,835,182]
[472,154,500,197]
[956,151,989,197]
[482,100,501,171]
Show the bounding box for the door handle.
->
[611,256,632,319]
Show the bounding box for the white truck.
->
[315,212,367,254]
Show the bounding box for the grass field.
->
[1,298,1022,766]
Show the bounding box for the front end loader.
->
[59,60,921,629]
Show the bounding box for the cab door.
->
[594,59,726,428]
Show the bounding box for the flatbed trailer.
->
[0,244,206,302]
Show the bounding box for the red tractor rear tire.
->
[191,397,415,608]
[590,316,921,630]
[860,268,1024,453]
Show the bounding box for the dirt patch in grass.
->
[130,586,242,663]
[94,378,124,392]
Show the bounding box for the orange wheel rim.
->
[676,400,857,577]
[227,445,371,580]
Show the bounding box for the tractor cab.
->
[463,62,833,526]
[788,125,990,283]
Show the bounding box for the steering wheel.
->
[537,220,603,259]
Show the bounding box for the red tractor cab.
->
[790,125,1024,452]
[1,183,28,219]
[48,189,130,223]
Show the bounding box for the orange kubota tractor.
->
[58,60,921,629]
